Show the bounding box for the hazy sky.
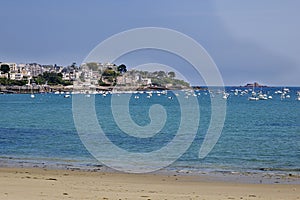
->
[0,0,299,86]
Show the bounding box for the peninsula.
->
[0,62,190,93]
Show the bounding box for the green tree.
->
[86,62,99,71]
[71,62,77,69]
[168,71,175,79]
[0,64,10,74]
[42,72,63,85]
[117,64,127,74]
[157,71,166,78]
[0,64,10,79]
[34,75,46,85]
[103,69,117,77]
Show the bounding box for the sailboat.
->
[248,85,259,101]
[248,95,259,101]
[27,78,35,98]
[258,91,268,100]
[222,92,229,99]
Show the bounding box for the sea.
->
[0,87,299,182]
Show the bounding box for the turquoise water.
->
[0,87,299,175]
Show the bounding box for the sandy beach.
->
[0,167,299,200]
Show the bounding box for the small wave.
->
[256,167,300,172]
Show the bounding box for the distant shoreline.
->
[1,85,299,94]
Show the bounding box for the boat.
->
[258,92,268,100]
[222,92,229,99]
[283,88,290,93]
[248,85,259,101]
[248,96,259,101]
[28,78,35,98]
[280,93,285,100]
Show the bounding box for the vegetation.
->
[117,64,127,74]
[168,71,175,78]
[0,64,10,79]
[97,66,190,88]
[125,69,189,87]
[0,78,27,86]
[33,72,72,86]
[0,64,10,74]
[102,68,118,77]
[86,62,99,71]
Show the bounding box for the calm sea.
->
[0,87,299,176]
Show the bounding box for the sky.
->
[0,0,299,86]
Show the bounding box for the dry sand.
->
[0,167,299,200]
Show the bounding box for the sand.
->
[0,167,299,200]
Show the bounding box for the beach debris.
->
[45,177,57,181]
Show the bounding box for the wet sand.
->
[0,167,299,200]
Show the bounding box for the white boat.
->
[248,96,259,101]
[222,92,229,99]
[283,88,290,93]
[248,85,259,101]
[28,78,35,98]
[258,93,268,100]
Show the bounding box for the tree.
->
[41,72,63,85]
[71,62,77,69]
[34,76,45,85]
[86,62,98,71]
[168,71,175,79]
[103,69,117,77]
[117,64,127,74]
[0,64,10,74]
[0,64,10,80]
[157,71,166,78]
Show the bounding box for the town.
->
[0,62,190,93]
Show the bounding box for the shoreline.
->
[0,166,299,200]
[1,157,299,185]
